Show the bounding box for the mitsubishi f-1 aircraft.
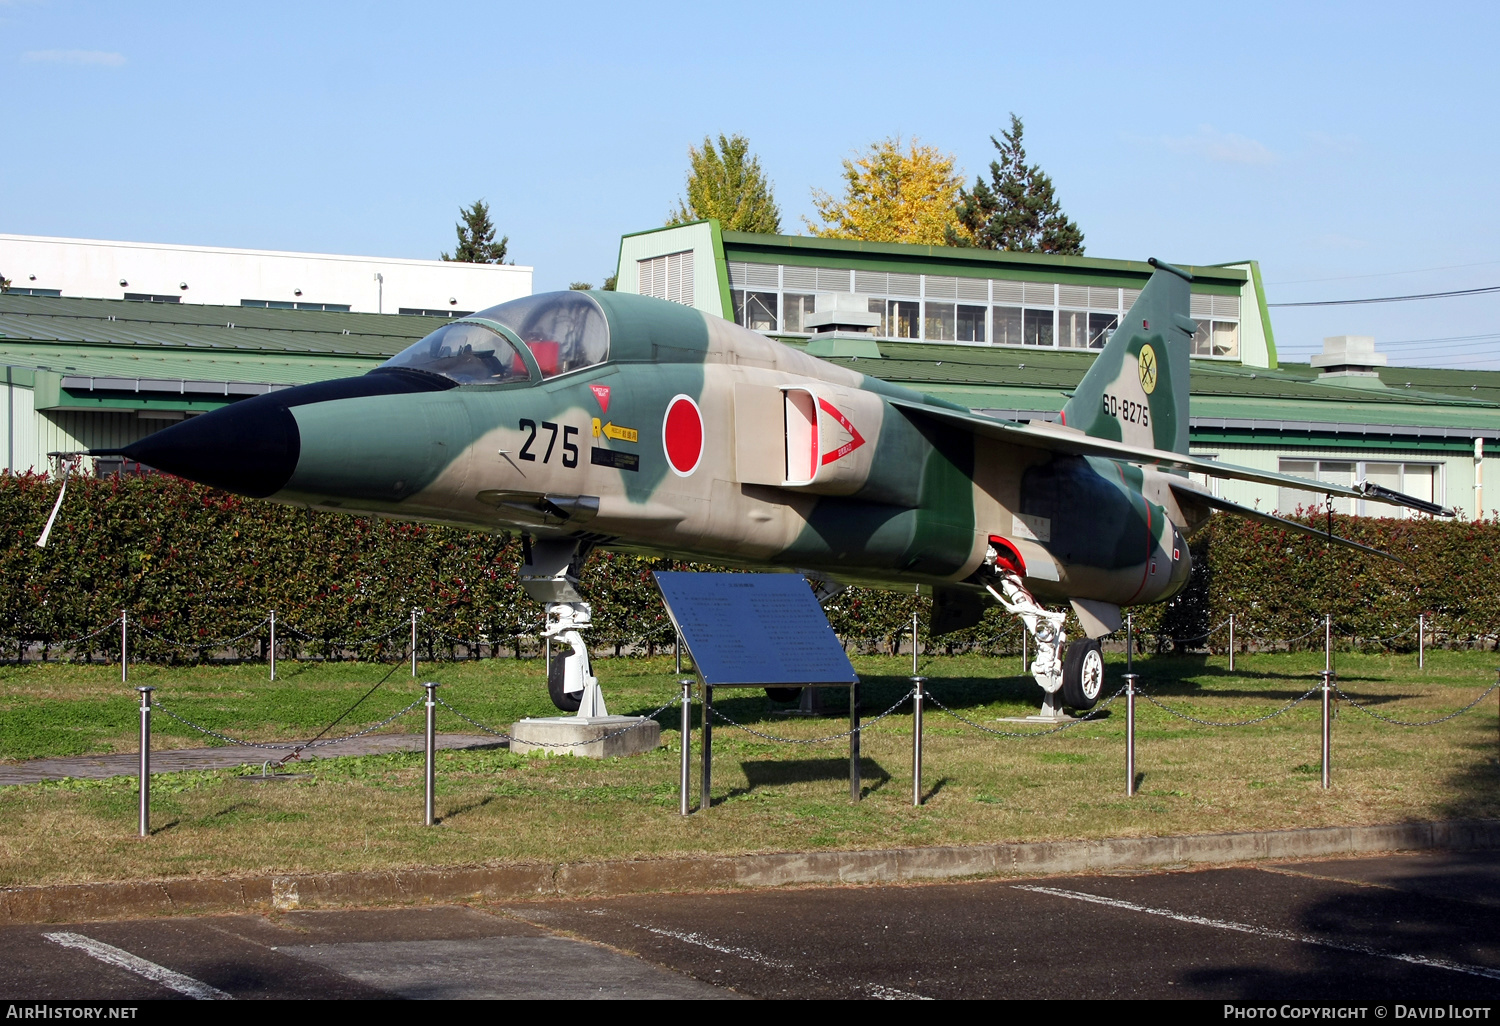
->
[98,260,1452,717]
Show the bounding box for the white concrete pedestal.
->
[509,716,660,759]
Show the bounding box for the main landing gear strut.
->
[980,545,1103,716]
[522,538,607,718]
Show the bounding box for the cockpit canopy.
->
[378,291,610,385]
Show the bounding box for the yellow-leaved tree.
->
[805,136,971,244]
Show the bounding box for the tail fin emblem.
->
[1138,344,1158,394]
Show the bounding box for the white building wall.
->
[615,222,727,318]
[1192,442,1490,519]
[2,377,38,474]
[0,235,532,315]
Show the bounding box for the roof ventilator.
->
[1312,335,1387,389]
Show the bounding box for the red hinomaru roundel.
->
[662,395,703,477]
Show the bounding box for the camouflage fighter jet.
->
[99,260,1451,716]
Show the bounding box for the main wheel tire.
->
[1060,639,1105,710]
[548,652,582,712]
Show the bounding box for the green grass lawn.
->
[0,649,1496,888]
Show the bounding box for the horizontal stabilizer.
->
[1168,481,1400,563]
[889,398,1453,517]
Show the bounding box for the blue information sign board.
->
[653,572,859,687]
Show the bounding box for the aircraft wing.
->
[1167,480,1401,563]
[887,398,1455,517]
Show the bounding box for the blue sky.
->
[3,1,1498,368]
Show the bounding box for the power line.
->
[1266,260,1500,286]
[1269,285,1500,307]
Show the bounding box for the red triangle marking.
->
[816,398,865,466]
[589,384,611,414]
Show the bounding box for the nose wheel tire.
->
[1061,639,1105,711]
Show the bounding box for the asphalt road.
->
[2,851,1498,1001]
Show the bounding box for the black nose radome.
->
[100,368,454,499]
[116,394,300,498]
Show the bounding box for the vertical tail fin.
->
[1060,259,1194,455]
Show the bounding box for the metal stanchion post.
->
[269,610,277,682]
[137,686,153,837]
[1228,613,1235,673]
[411,608,418,678]
[1125,673,1139,796]
[700,684,713,812]
[1418,613,1425,669]
[423,682,440,826]
[121,610,128,685]
[911,609,919,676]
[1325,613,1332,677]
[679,679,692,816]
[1320,670,1333,789]
[1126,612,1134,675]
[911,676,926,806]
[849,681,861,802]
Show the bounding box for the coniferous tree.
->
[950,115,1084,254]
[669,134,781,233]
[441,199,510,263]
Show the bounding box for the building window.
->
[1058,309,1089,349]
[123,293,180,304]
[732,290,778,331]
[993,306,1023,346]
[1278,459,1442,518]
[956,304,986,343]
[1088,312,1117,349]
[887,300,919,339]
[4,287,61,297]
[397,307,472,317]
[638,251,694,306]
[1192,320,1239,358]
[243,299,353,312]
[1023,309,1053,347]
[783,294,815,332]
[924,302,956,341]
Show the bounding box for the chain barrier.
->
[275,620,409,646]
[924,685,1125,738]
[1140,686,1320,727]
[707,688,916,745]
[433,694,677,748]
[134,617,270,650]
[3,616,124,647]
[150,696,424,752]
[1332,680,1500,728]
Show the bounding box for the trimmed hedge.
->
[1,473,1495,662]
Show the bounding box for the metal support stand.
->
[679,679,692,816]
[1320,670,1334,789]
[423,682,439,826]
[911,676,926,806]
[700,684,713,811]
[1228,613,1235,673]
[1324,613,1333,676]
[121,610,128,685]
[136,686,153,837]
[1125,673,1139,796]
[411,608,419,678]
[1418,613,1425,669]
[675,630,682,674]
[269,610,277,681]
[850,680,862,802]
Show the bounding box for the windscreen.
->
[469,291,610,378]
[379,321,530,385]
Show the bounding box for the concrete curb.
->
[4,819,1498,924]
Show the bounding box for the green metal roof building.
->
[0,294,427,474]
[615,222,1499,519]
